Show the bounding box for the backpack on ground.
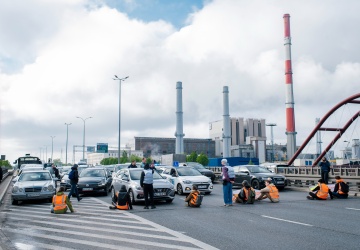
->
[68,170,75,180]
[246,188,256,204]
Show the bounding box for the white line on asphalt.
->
[93,197,220,250]
[14,241,73,250]
[261,215,313,227]
[5,224,200,250]
[346,207,360,211]
[4,228,139,250]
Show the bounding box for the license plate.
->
[154,192,166,197]
[197,185,207,189]
[27,193,40,197]
[277,181,284,184]
[82,188,93,191]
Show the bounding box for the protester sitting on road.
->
[110,185,133,210]
[184,185,202,207]
[52,186,74,214]
[234,180,255,204]
[331,176,349,199]
[307,179,333,200]
[256,178,279,203]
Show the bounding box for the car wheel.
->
[251,179,260,190]
[165,199,173,203]
[110,187,116,202]
[211,177,215,183]
[177,184,183,195]
[11,198,18,205]
[129,190,136,205]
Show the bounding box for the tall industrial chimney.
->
[222,86,231,157]
[175,81,184,154]
[284,14,297,160]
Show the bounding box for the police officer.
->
[140,160,155,209]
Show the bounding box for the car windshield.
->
[78,167,88,174]
[186,163,205,169]
[19,172,51,181]
[246,166,271,173]
[114,164,128,172]
[177,168,202,176]
[80,169,105,177]
[61,167,71,173]
[130,170,163,180]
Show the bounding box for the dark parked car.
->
[77,167,112,195]
[232,165,287,190]
[180,162,216,182]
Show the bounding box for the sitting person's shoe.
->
[144,206,149,209]
[306,196,314,200]
[151,206,156,209]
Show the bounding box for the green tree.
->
[187,151,198,162]
[248,159,254,165]
[196,153,209,166]
[121,151,128,163]
[129,155,142,162]
[0,160,12,169]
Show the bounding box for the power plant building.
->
[209,118,267,162]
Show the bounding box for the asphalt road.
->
[1,181,359,250]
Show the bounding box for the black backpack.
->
[247,188,256,204]
[194,193,203,207]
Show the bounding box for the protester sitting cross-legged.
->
[331,176,349,199]
[256,178,279,203]
[109,184,133,210]
[52,186,74,214]
[184,185,202,207]
[307,179,333,200]
[235,180,255,204]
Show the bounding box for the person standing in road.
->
[140,162,155,209]
[67,164,82,202]
[52,186,74,214]
[128,160,137,168]
[319,157,331,184]
[221,159,234,207]
[140,157,147,168]
[256,178,279,203]
[331,176,349,199]
[52,164,60,179]
[307,179,333,200]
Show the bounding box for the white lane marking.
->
[261,215,313,227]
[7,214,158,232]
[5,224,199,250]
[93,197,220,250]
[346,207,360,211]
[15,241,72,250]
[5,228,139,250]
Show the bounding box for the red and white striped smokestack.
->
[284,13,297,161]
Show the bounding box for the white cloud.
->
[1,0,360,162]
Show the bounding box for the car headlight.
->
[98,179,106,186]
[47,185,54,192]
[12,186,19,193]
[169,184,174,189]
[135,185,142,190]
[208,179,212,183]
[61,179,67,183]
[183,180,192,184]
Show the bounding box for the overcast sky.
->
[1,0,360,163]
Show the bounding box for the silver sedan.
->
[11,170,56,205]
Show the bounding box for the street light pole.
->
[76,116,92,162]
[50,136,55,162]
[113,75,129,164]
[65,123,72,165]
[266,123,277,162]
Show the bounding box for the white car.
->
[161,166,213,195]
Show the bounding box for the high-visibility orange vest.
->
[190,191,199,206]
[316,183,329,199]
[243,188,249,201]
[269,184,279,199]
[53,194,67,211]
[336,179,345,195]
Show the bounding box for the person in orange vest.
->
[109,185,133,210]
[234,180,255,204]
[184,185,202,207]
[256,178,279,203]
[330,176,349,199]
[51,186,74,214]
[307,179,333,200]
